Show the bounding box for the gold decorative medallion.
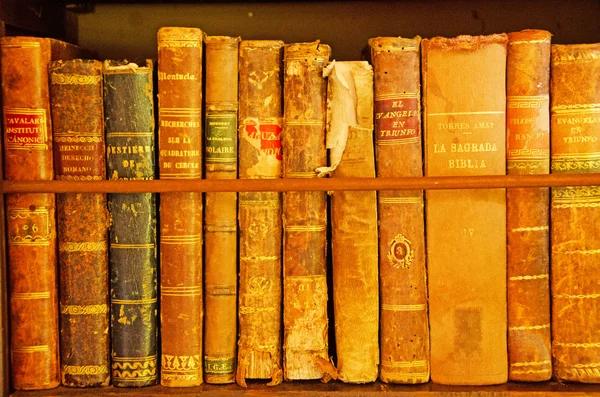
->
[387,234,414,269]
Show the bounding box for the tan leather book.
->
[422,34,508,385]
[237,40,284,387]
[157,27,204,387]
[551,42,600,383]
[369,36,430,384]
[204,35,240,385]
[506,29,552,382]
[282,41,332,381]
[325,61,379,383]
[1,36,80,390]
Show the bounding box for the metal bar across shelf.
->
[3,173,600,193]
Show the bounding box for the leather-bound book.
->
[422,34,508,385]
[49,59,110,387]
[104,60,158,387]
[237,40,284,387]
[157,27,204,387]
[1,36,80,390]
[369,36,430,384]
[325,61,379,383]
[551,43,600,383]
[506,29,552,382]
[204,35,240,385]
[282,41,331,381]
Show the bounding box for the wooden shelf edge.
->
[3,173,600,193]
[9,381,600,396]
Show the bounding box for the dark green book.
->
[103,59,158,388]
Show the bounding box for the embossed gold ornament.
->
[387,234,414,269]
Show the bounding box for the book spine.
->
[282,42,331,381]
[550,43,600,383]
[49,59,110,387]
[422,34,508,385]
[326,61,379,383]
[204,35,240,385]
[157,27,204,387]
[369,36,430,384]
[104,60,158,388]
[0,36,60,390]
[505,30,552,382]
[237,40,284,387]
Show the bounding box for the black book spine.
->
[103,60,158,388]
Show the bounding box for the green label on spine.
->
[205,111,237,164]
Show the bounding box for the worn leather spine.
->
[104,60,158,387]
[422,34,508,385]
[1,36,79,390]
[204,35,240,385]
[237,40,284,387]
[282,42,331,381]
[157,27,204,387]
[551,43,600,383]
[326,61,379,383]
[506,30,552,382]
[369,36,430,385]
[49,59,110,387]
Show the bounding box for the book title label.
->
[206,111,237,164]
[243,117,282,160]
[4,108,48,150]
[375,97,420,143]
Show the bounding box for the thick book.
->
[282,41,332,381]
[325,60,379,383]
[157,27,204,387]
[104,60,158,387]
[49,59,110,387]
[1,36,79,390]
[422,34,508,385]
[551,43,600,383]
[204,35,240,385]
[237,40,284,387]
[506,29,552,382]
[369,36,430,384]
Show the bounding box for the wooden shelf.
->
[10,381,600,397]
[3,173,600,194]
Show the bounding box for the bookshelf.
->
[1,0,600,396]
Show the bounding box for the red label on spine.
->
[375,98,420,141]
[4,108,48,150]
[244,118,282,160]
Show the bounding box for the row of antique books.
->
[1,28,598,390]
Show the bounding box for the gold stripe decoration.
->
[509,324,550,331]
[552,186,600,206]
[240,255,279,261]
[11,291,50,300]
[554,342,600,348]
[511,226,549,232]
[381,360,428,368]
[285,120,325,126]
[375,92,419,100]
[238,199,279,207]
[552,103,600,114]
[51,73,102,85]
[427,111,504,116]
[162,285,202,297]
[381,303,426,312]
[285,224,327,232]
[553,293,600,299]
[510,360,551,367]
[59,241,107,252]
[61,304,108,315]
[161,354,201,373]
[509,39,551,45]
[511,368,552,375]
[559,249,600,255]
[107,132,154,137]
[63,364,109,375]
[204,225,236,233]
[379,196,422,205]
[12,345,49,353]
[508,274,549,281]
[112,298,157,305]
[287,171,316,178]
[112,356,157,381]
[377,137,420,146]
[111,243,155,249]
[2,42,41,48]
[160,234,201,245]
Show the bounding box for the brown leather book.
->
[369,36,430,384]
[282,41,332,381]
[157,27,204,387]
[1,36,80,390]
[422,34,508,385]
[49,59,110,387]
[204,35,240,385]
[506,29,552,382]
[325,61,379,383]
[237,40,284,387]
[551,42,600,383]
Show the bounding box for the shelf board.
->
[9,381,600,396]
[2,174,600,194]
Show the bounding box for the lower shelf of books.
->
[10,381,600,397]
